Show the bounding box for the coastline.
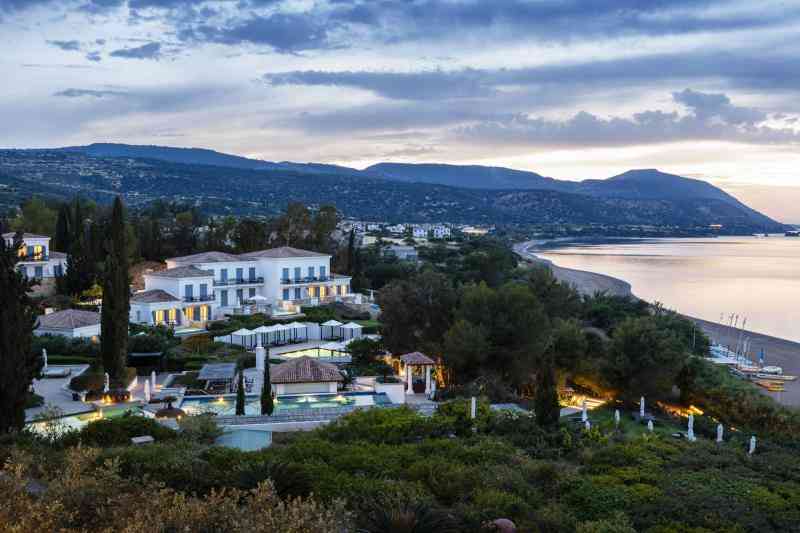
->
[514,239,800,407]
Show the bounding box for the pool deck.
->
[26,365,91,422]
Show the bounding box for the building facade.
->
[3,232,67,279]
[130,246,354,326]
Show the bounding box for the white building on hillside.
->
[3,232,67,279]
[130,246,354,327]
[412,226,427,239]
[432,225,451,239]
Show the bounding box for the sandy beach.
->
[515,240,800,408]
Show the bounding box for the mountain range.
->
[0,143,784,232]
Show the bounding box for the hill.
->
[0,144,785,232]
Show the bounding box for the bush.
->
[177,414,224,444]
[44,355,94,365]
[181,334,213,354]
[128,334,166,354]
[69,367,137,392]
[237,353,256,370]
[79,415,178,447]
[32,335,99,360]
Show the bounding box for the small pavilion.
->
[399,352,436,396]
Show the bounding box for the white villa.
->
[3,232,67,279]
[130,246,355,327]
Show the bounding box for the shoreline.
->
[514,239,800,407]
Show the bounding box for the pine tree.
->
[100,197,130,383]
[0,233,41,434]
[534,351,561,427]
[261,357,274,416]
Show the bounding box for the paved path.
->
[26,365,91,421]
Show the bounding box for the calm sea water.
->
[539,236,800,343]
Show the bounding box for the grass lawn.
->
[568,405,686,439]
[355,319,380,329]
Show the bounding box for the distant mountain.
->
[365,162,570,191]
[0,143,786,232]
[55,143,362,176]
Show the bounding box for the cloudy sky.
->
[2,0,799,220]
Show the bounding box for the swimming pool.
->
[27,406,144,436]
[180,392,390,416]
[275,347,350,360]
[216,428,272,450]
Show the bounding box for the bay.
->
[538,235,800,343]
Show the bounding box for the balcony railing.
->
[18,254,49,262]
[183,295,216,303]
[281,275,345,285]
[213,277,264,287]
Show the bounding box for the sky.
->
[1,0,799,221]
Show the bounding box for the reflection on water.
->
[540,236,800,343]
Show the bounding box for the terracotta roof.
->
[399,352,436,365]
[147,265,213,279]
[169,251,255,264]
[36,309,100,330]
[131,289,181,303]
[3,232,49,240]
[271,356,343,384]
[240,246,329,259]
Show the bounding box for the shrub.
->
[32,335,99,360]
[177,414,223,444]
[181,334,213,354]
[44,355,94,365]
[128,334,166,354]
[237,353,256,369]
[79,415,178,447]
[69,367,137,391]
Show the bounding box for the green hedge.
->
[79,415,178,447]
[46,354,95,365]
[69,367,137,392]
[32,335,100,359]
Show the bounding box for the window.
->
[236,267,244,281]
[249,267,257,281]
[54,264,63,277]
[236,289,244,304]
[34,266,43,278]
[294,267,301,281]
[136,310,141,322]
[308,266,315,278]
[220,269,228,282]
[168,308,177,324]
[184,285,193,300]
[282,267,289,281]
[200,283,208,299]
[282,289,290,300]
[220,290,228,306]
[294,287,301,299]
[320,266,327,279]
[155,310,165,324]
[184,307,194,321]
[200,306,209,321]
[249,288,256,298]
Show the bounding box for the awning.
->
[321,319,343,327]
[341,322,363,329]
[230,328,254,337]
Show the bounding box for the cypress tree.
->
[0,233,41,434]
[534,351,561,427]
[100,197,130,383]
[261,357,274,416]
[235,370,246,416]
[53,203,71,253]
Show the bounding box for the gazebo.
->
[399,352,436,396]
[229,328,255,349]
[321,319,343,340]
[340,322,364,340]
[198,363,238,393]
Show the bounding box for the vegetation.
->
[99,197,130,383]
[0,232,41,434]
[261,359,274,416]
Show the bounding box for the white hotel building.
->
[130,246,354,327]
[3,232,67,279]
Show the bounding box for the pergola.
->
[399,352,436,395]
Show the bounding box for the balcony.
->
[281,274,349,285]
[213,277,264,287]
[18,254,49,263]
[183,294,216,303]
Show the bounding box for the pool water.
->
[180,392,389,416]
[216,428,272,450]
[27,406,143,436]
[277,347,348,359]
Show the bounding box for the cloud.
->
[265,69,495,100]
[47,39,81,51]
[53,88,128,98]
[181,13,333,53]
[86,51,102,61]
[109,42,161,59]
[456,90,800,148]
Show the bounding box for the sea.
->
[538,235,800,344]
